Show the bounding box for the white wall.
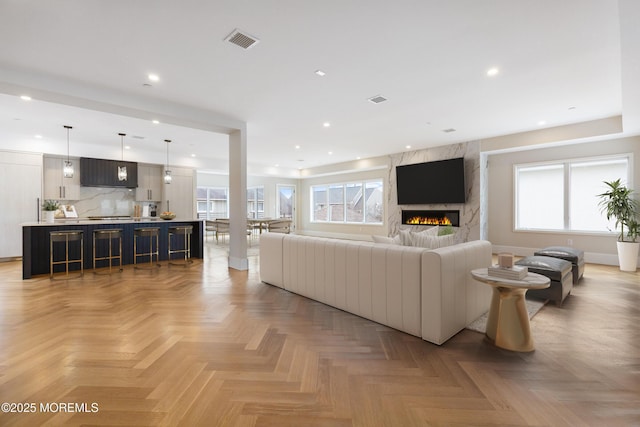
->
[485,135,640,265]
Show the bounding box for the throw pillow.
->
[371,235,401,245]
[399,229,414,246]
[412,233,457,249]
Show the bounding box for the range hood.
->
[80,157,138,188]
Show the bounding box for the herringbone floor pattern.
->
[0,243,638,426]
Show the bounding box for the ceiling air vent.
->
[224,29,260,50]
[368,95,388,104]
[442,128,456,133]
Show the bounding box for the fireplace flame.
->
[406,216,452,226]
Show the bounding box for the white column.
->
[228,128,248,270]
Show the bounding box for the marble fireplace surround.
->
[388,140,480,242]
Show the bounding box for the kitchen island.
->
[22,218,204,279]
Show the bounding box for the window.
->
[196,187,229,219]
[247,187,264,219]
[311,179,383,224]
[515,155,631,232]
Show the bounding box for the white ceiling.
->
[0,0,636,175]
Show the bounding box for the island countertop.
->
[21,217,201,226]
[22,219,204,279]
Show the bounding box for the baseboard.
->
[491,244,629,267]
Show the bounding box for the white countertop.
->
[22,217,202,226]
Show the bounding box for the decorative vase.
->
[617,241,639,272]
[43,210,55,224]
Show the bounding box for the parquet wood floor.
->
[0,242,638,426]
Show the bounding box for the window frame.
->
[196,186,229,219]
[310,179,384,225]
[513,153,633,235]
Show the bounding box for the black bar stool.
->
[134,227,160,268]
[93,229,123,274]
[168,225,193,265]
[50,230,84,279]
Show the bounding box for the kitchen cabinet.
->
[162,167,195,219]
[136,164,163,201]
[43,155,80,200]
[0,151,42,258]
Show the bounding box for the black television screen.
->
[396,157,466,204]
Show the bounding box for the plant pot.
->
[617,241,639,272]
[43,210,55,224]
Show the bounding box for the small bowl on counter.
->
[159,213,176,220]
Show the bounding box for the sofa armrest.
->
[421,240,492,345]
[259,232,287,288]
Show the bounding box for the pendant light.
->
[164,139,172,184]
[117,133,127,181]
[63,125,74,178]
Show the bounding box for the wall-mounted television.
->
[396,157,466,204]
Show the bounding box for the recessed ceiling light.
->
[356,157,361,160]
[275,164,279,167]
[152,120,160,124]
[191,154,196,157]
[328,151,333,155]
[125,145,131,150]
[323,122,331,127]
[295,145,301,149]
[406,145,411,149]
[487,67,499,76]
[20,95,31,101]
[538,120,546,126]
[148,74,160,82]
[315,70,326,77]
[34,134,42,139]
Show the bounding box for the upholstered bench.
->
[515,256,573,306]
[534,246,584,284]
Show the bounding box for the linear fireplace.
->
[402,210,460,227]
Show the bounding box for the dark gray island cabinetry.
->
[22,219,203,279]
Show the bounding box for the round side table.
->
[471,268,550,352]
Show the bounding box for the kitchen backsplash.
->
[71,187,136,217]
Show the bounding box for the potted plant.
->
[41,199,60,224]
[597,179,639,271]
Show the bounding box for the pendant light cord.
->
[64,125,72,162]
[165,139,171,168]
[119,133,126,160]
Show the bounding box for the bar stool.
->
[93,228,123,274]
[168,225,193,265]
[134,227,160,268]
[50,230,84,279]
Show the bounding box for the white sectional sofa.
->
[260,233,493,345]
